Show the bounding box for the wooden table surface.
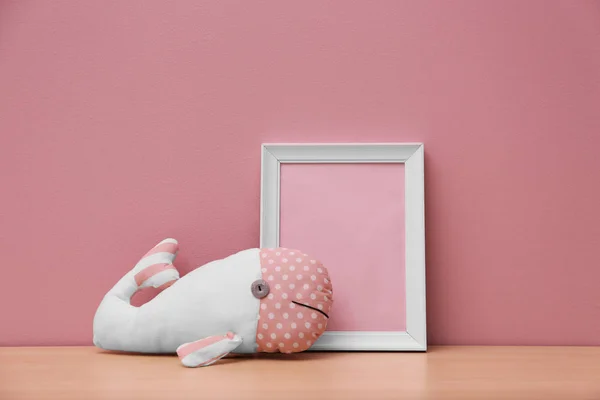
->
[1,346,599,400]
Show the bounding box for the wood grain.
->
[1,346,599,400]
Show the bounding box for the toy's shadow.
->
[98,349,175,357]
[200,351,340,367]
[242,351,336,361]
[96,349,339,366]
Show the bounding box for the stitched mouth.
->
[292,301,329,319]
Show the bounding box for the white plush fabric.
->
[93,245,261,354]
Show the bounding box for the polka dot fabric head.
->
[257,248,333,353]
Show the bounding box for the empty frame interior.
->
[279,163,406,332]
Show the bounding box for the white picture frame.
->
[260,143,426,351]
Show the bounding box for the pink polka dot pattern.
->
[257,248,333,353]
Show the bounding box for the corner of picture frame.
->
[260,143,426,351]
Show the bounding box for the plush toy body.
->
[93,239,333,367]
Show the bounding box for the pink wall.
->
[1,0,600,346]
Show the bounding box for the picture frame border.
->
[260,143,426,351]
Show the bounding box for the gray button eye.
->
[251,279,270,299]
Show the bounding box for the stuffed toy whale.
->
[93,239,333,367]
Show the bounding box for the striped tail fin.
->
[106,238,180,302]
[93,238,181,351]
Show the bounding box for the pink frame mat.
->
[280,163,406,332]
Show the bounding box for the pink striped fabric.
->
[157,280,175,291]
[134,263,176,286]
[177,333,234,359]
[143,242,179,258]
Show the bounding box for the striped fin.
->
[133,238,180,289]
[177,333,243,367]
